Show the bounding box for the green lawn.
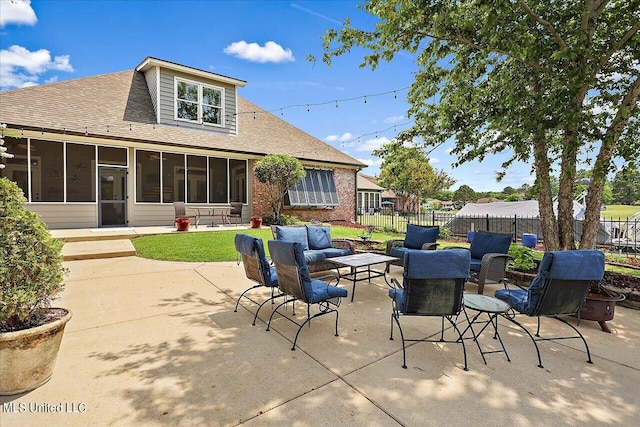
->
[601,205,640,219]
[132,226,404,262]
[132,225,639,278]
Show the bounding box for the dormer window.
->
[175,78,224,126]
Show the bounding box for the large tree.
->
[373,140,455,212]
[611,166,640,205]
[453,185,477,207]
[316,0,639,250]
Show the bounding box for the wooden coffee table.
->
[329,253,399,302]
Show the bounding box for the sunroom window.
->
[175,78,223,126]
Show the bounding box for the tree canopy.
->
[317,0,639,250]
[612,166,640,205]
[253,154,305,222]
[373,140,455,212]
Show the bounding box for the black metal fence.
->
[356,211,639,256]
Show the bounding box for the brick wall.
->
[251,165,357,223]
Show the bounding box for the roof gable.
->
[0,68,363,167]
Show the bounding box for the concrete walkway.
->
[2,240,639,426]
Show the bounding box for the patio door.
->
[99,167,127,227]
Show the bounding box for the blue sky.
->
[0,0,536,192]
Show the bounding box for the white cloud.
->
[356,136,390,152]
[0,45,73,89]
[224,41,294,63]
[445,147,454,154]
[429,157,440,164]
[325,132,352,143]
[0,0,37,27]
[357,158,375,166]
[383,115,404,124]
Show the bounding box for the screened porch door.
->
[99,167,127,227]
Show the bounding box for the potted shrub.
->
[176,216,190,231]
[0,177,71,395]
[504,244,538,286]
[250,215,262,228]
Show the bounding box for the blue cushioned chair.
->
[385,224,439,271]
[446,230,512,295]
[267,240,348,351]
[389,249,471,370]
[495,250,605,368]
[234,234,282,325]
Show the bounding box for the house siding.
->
[157,68,237,135]
[143,66,159,121]
[26,203,98,229]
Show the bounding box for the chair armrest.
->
[386,239,404,255]
[444,245,469,251]
[390,277,403,289]
[331,239,355,253]
[420,242,439,250]
[479,253,512,283]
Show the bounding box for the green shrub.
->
[507,244,536,272]
[438,227,451,239]
[262,213,298,226]
[0,178,67,332]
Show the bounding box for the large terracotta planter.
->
[0,308,72,395]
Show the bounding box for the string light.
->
[3,86,413,146]
[235,86,409,117]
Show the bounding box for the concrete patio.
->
[1,229,639,426]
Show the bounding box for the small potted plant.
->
[0,177,71,395]
[176,216,190,231]
[250,215,262,228]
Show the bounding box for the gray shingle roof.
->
[0,69,364,167]
[357,173,385,191]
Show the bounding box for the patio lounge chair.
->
[389,249,471,370]
[446,230,512,295]
[234,234,282,326]
[385,224,439,271]
[267,240,348,351]
[495,249,605,368]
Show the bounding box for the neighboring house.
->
[356,173,384,214]
[381,190,398,211]
[0,57,364,229]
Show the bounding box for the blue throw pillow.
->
[404,225,439,249]
[275,226,309,250]
[306,225,332,249]
[469,231,511,260]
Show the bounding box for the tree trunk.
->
[533,134,559,250]
[557,133,578,250]
[581,78,640,248]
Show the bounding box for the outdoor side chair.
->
[227,202,243,225]
[266,240,348,351]
[172,201,198,228]
[446,230,512,295]
[234,234,282,326]
[386,224,439,271]
[389,249,471,370]
[495,249,605,368]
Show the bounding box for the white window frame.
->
[174,77,225,127]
